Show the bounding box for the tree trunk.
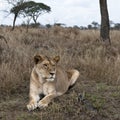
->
[33,16,37,24]
[12,14,17,30]
[99,0,111,45]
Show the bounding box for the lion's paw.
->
[27,103,38,111]
[38,100,48,108]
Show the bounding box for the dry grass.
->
[0,26,120,120]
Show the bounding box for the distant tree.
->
[46,24,51,28]
[99,0,111,45]
[73,25,80,29]
[114,23,120,30]
[54,23,66,27]
[10,1,51,30]
[29,23,40,28]
[91,21,99,29]
[80,26,87,30]
[87,24,92,29]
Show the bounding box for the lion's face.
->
[34,54,60,82]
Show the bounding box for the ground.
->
[0,26,120,120]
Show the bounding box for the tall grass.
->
[0,26,120,98]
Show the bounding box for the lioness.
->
[27,54,79,111]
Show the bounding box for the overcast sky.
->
[0,0,120,27]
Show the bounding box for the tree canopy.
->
[10,1,51,29]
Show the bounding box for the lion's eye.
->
[43,64,48,68]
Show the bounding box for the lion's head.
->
[34,54,60,82]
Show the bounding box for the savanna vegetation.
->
[0,26,120,120]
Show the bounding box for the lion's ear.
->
[53,56,60,63]
[34,54,44,64]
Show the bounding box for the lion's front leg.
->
[27,82,42,111]
[38,93,56,108]
[27,94,39,111]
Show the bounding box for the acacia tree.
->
[6,0,26,30]
[22,1,51,24]
[99,0,111,45]
[10,1,51,30]
[10,2,24,30]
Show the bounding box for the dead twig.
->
[0,35,9,48]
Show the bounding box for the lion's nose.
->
[50,72,54,76]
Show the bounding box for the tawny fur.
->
[27,54,79,111]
